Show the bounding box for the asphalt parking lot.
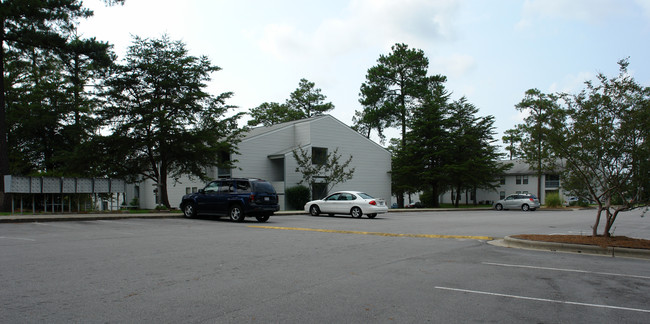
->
[1,209,649,323]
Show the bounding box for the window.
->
[516,176,522,185]
[219,181,234,193]
[523,175,529,185]
[236,181,250,193]
[186,187,191,195]
[545,174,560,188]
[205,181,219,193]
[499,176,506,185]
[312,147,327,165]
[500,191,506,199]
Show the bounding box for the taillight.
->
[369,200,377,205]
[529,198,534,202]
[250,194,256,202]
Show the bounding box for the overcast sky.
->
[78,0,650,147]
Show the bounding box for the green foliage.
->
[525,59,649,236]
[100,35,242,208]
[355,43,432,144]
[514,89,562,197]
[2,0,111,179]
[285,185,310,210]
[292,147,355,195]
[419,190,435,208]
[545,192,562,208]
[248,78,334,127]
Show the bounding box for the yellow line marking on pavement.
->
[248,226,493,240]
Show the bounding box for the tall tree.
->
[100,35,242,208]
[0,0,99,210]
[545,59,649,236]
[396,75,450,207]
[247,102,302,127]
[514,88,560,198]
[502,126,524,160]
[446,97,510,207]
[286,78,334,117]
[248,78,334,127]
[355,43,431,147]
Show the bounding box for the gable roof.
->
[241,114,329,142]
[241,114,389,153]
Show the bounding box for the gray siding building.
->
[135,115,392,210]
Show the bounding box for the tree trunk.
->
[431,182,440,208]
[0,18,11,212]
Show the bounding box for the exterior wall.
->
[307,116,392,204]
[129,115,392,211]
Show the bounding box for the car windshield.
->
[252,181,276,194]
[358,193,374,199]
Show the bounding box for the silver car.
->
[493,194,540,211]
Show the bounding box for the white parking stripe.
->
[0,236,36,241]
[483,262,650,280]
[435,286,650,313]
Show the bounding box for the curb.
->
[493,235,650,260]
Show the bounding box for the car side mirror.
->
[198,189,205,194]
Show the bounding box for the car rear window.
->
[252,181,276,194]
[358,193,374,199]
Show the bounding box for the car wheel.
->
[351,207,363,218]
[229,205,245,222]
[255,215,270,222]
[183,203,196,218]
[495,204,503,211]
[367,213,377,219]
[521,204,530,211]
[309,205,320,216]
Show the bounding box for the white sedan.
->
[304,191,388,218]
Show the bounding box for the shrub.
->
[286,185,310,210]
[419,190,435,208]
[545,192,562,208]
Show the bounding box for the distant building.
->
[131,115,392,210]
[440,159,564,205]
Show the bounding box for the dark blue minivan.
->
[180,178,280,222]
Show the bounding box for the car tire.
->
[183,202,196,218]
[255,215,270,222]
[309,205,320,216]
[367,213,377,219]
[351,207,363,218]
[521,204,530,211]
[495,204,503,211]
[229,205,245,222]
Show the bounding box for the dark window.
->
[312,147,327,165]
[523,175,529,185]
[236,181,250,193]
[499,176,506,185]
[219,181,234,193]
[252,181,276,194]
[516,176,522,185]
[326,193,340,201]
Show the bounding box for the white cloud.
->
[548,71,594,94]
[517,0,626,29]
[256,0,461,60]
[431,54,476,79]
